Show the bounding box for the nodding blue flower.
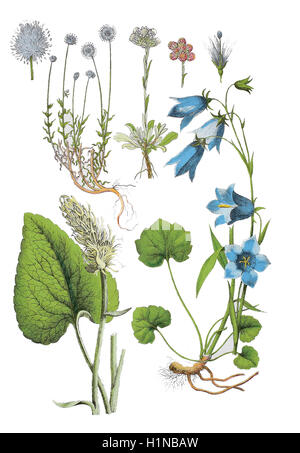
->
[168,95,209,131]
[225,236,270,288]
[207,184,254,226]
[166,140,205,182]
[193,117,225,153]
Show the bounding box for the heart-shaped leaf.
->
[234,346,259,369]
[135,219,192,267]
[132,305,171,344]
[14,213,119,345]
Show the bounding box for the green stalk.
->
[157,329,198,362]
[167,260,203,356]
[181,61,185,88]
[207,303,230,355]
[61,45,70,145]
[81,78,90,122]
[92,56,103,118]
[91,271,107,415]
[74,320,111,414]
[29,56,34,80]
[110,349,125,412]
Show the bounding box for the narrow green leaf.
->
[258,220,271,244]
[209,227,227,269]
[159,131,178,147]
[196,248,223,296]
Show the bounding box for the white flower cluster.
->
[129,26,160,48]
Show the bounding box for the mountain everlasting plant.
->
[114,26,178,179]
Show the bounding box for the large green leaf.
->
[196,248,223,296]
[234,346,259,369]
[14,213,119,345]
[135,219,192,267]
[132,305,171,344]
[239,316,262,342]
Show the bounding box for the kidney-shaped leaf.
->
[234,346,259,370]
[239,316,262,343]
[132,305,171,344]
[14,213,119,345]
[135,219,192,267]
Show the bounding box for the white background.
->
[1,0,299,433]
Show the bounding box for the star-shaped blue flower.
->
[207,184,254,226]
[193,118,225,152]
[168,96,208,130]
[166,140,204,181]
[224,236,270,288]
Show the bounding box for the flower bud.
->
[234,76,253,93]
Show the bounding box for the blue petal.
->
[242,236,260,255]
[225,244,243,262]
[167,142,204,182]
[180,115,195,130]
[254,254,270,272]
[215,215,226,226]
[168,96,206,118]
[207,122,225,152]
[215,186,235,205]
[228,191,254,225]
[207,200,220,213]
[225,262,243,279]
[241,269,258,288]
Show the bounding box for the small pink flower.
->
[187,52,195,61]
[170,52,178,60]
[178,51,187,62]
[178,38,186,47]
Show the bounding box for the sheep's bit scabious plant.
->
[114,26,178,179]
[43,27,130,229]
[14,196,130,414]
[132,76,270,394]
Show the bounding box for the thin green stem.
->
[110,333,117,390]
[211,333,233,357]
[143,47,150,131]
[207,303,230,356]
[167,260,203,356]
[61,45,70,145]
[92,56,103,118]
[92,271,107,415]
[81,78,90,122]
[181,61,185,88]
[74,319,111,414]
[204,316,224,352]
[30,56,34,80]
[105,41,112,134]
[156,329,198,362]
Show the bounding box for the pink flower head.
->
[168,37,195,63]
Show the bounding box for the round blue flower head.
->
[73,72,80,80]
[99,24,116,42]
[217,31,223,39]
[64,33,77,45]
[86,70,96,79]
[224,236,270,288]
[207,184,254,226]
[49,55,57,63]
[82,42,96,59]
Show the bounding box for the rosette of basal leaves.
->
[135,218,192,267]
[14,213,119,344]
[115,123,178,152]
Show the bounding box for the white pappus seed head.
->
[11,21,52,63]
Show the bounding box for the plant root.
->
[169,357,258,395]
